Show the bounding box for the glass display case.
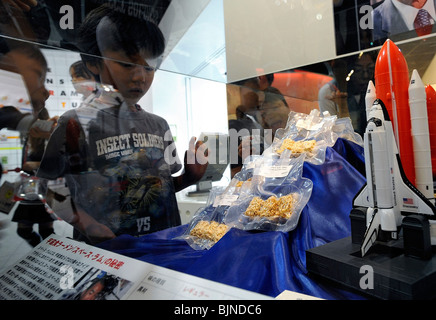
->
[2,0,435,182]
[1,0,436,301]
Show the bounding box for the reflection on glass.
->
[0,38,57,248]
[69,60,96,99]
[225,34,436,177]
[0,0,435,260]
[346,51,376,136]
[0,3,211,247]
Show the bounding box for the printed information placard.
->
[0,234,271,300]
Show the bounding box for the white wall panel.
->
[223,0,337,82]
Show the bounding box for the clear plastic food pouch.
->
[230,154,264,195]
[331,117,363,146]
[266,109,337,165]
[224,153,313,232]
[176,181,240,250]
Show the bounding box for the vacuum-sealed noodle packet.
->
[175,205,226,250]
[244,193,297,220]
[267,109,337,165]
[231,154,264,193]
[275,139,317,158]
[224,153,312,232]
[283,109,337,144]
[181,211,230,250]
[176,182,240,250]
[189,220,229,243]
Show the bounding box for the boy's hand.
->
[4,0,38,12]
[183,136,208,185]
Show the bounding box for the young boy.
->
[37,4,208,244]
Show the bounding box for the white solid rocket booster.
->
[365,80,377,121]
[409,69,434,201]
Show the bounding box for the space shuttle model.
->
[353,39,436,259]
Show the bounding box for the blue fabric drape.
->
[98,138,367,299]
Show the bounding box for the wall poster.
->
[333,0,436,56]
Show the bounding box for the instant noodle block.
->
[189,220,229,243]
[276,139,316,156]
[244,194,296,220]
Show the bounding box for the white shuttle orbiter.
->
[353,98,436,257]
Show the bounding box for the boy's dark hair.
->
[77,4,165,72]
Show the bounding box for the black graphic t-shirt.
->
[38,88,183,239]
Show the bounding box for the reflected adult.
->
[0,40,50,116]
[0,42,56,247]
[318,59,348,117]
[259,87,290,138]
[69,60,96,99]
[228,78,264,177]
[256,72,290,136]
[346,52,376,137]
[12,108,58,247]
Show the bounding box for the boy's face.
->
[93,50,155,106]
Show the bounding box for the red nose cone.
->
[374,40,410,119]
[374,40,409,81]
[374,39,415,185]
